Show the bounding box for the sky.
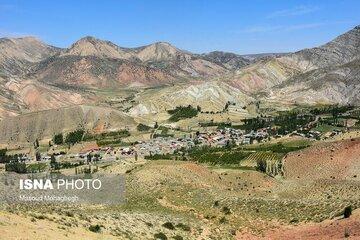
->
[0,0,359,54]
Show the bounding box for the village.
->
[1,104,359,174]
[1,125,344,166]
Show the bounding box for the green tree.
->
[50,154,59,170]
[5,161,27,173]
[135,151,138,161]
[137,123,151,132]
[34,139,39,148]
[35,151,41,161]
[168,105,198,122]
[87,154,92,163]
[94,154,100,162]
[53,133,64,145]
[0,148,7,163]
[256,159,267,173]
[65,129,84,145]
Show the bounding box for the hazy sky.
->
[1,0,359,54]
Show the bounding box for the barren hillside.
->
[283,138,360,180]
[228,25,360,104]
[0,105,136,143]
[0,37,59,76]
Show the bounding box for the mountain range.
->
[0,25,359,139]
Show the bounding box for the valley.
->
[1,24,360,239]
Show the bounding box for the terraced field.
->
[241,151,283,167]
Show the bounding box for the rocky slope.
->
[0,36,59,76]
[241,52,289,61]
[0,105,136,143]
[228,57,302,93]
[267,59,360,105]
[283,138,360,180]
[262,25,360,105]
[285,25,360,71]
[135,42,227,77]
[229,25,360,98]
[129,81,254,116]
[34,55,174,88]
[0,76,87,119]
[1,25,360,121]
[0,37,89,118]
[201,51,251,70]
[60,36,135,59]
[32,37,228,89]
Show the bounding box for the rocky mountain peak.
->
[0,36,52,49]
[135,41,181,62]
[62,36,133,59]
[0,36,59,75]
[286,25,360,70]
[153,41,173,47]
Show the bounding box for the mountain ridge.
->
[0,25,360,120]
[228,25,360,95]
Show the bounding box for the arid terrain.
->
[1,24,360,239]
[1,136,360,239]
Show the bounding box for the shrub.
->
[84,130,130,146]
[154,232,167,240]
[219,217,227,224]
[222,206,232,215]
[145,222,153,227]
[256,159,267,173]
[344,227,350,238]
[0,148,7,163]
[137,123,151,132]
[344,206,352,218]
[35,214,46,220]
[175,223,191,232]
[65,211,74,217]
[89,224,101,233]
[162,222,175,230]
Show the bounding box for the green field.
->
[242,140,311,153]
[313,124,344,133]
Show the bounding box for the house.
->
[242,137,251,145]
[41,155,51,161]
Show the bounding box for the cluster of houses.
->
[290,130,321,139]
[5,128,272,164]
[5,122,351,166]
[195,128,270,146]
[135,137,195,155]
